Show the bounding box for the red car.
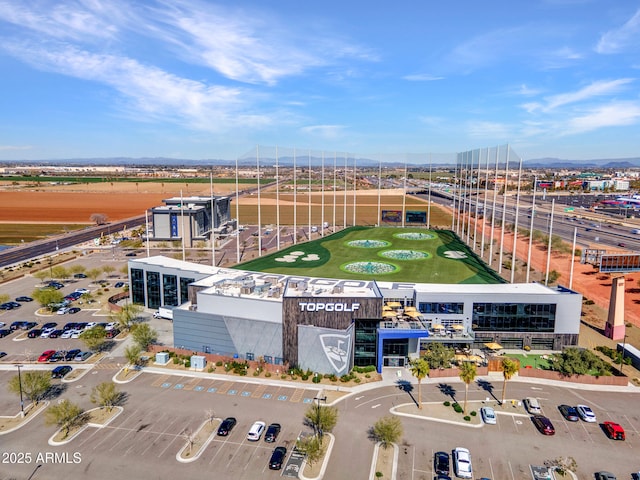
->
[38,350,56,362]
[603,421,625,440]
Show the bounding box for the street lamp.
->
[15,364,24,417]
[313,396,327,439]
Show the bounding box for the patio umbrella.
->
[432,324,444,330]
[404,306,417,312]
[484,342,503,351]
[451,324,464,330]
[386,301,402,308]
[382,306,393,311]
[382,311,397,318]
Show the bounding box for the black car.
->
[42,322,58,330]
[27,329,43,338]
[15,296,33,302]
[51,365,72,379]
[532,415,555,435]
[434,451,450,475]
[64,349,81,361]
[49,351,65,363]
[0,329,12,338]
[3,301,21,309]
[68,307,81,314]
[558,404,579,422]
[0,303,15,310]
[47,281,64,289]
[73,273,87,278]
[48,329,63,338]
[125,252,137,257]
[217,417,237,436]
[0,352,7,359]
[21,322,38,330]
[264,423,281,443]
[10,321,27,330]
[105,328,120,339]
[63,322,78,331]
[268,446,287,470]
[114,282,126,287]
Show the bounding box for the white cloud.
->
[403,73,444,82]
[526,78,633,112]
[300,125,346,139]
[0,145,32,151]
[466,121,511,139]
[563,101,640,134]
[596,8,640,54]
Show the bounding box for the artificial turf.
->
[235,226,505,284]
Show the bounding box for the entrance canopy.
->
[484,342,503,350]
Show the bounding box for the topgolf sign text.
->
[299,302,360,313]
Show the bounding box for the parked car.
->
[434,451,450,475]
[558,405,579,422]
[51,365,72,379]
[48,329,63,339]
[42,322,58,330]
[524,397,542,415]
[68,307,81,314]
[115,281,126,287]
[27,328,43,338]
[452,447,472,479]
[0,352,7,359]
[0,322,4,329]
[63,322,78,331]
[247,421,266,441]
[21,322,37,330]
[595,473,616,480]
[15,296,33,302]
[480,407,496,425]
[105,328,120,339]
[576,404,596,422]
[74,351,92,362]
[531,415,555,435]
[268,446,287,470]
[602,421,625,440]
[0,330,11,338]
[57,307,71,315]
[73,273,87,278]
[49,351,65,362]
[64,349,81,361]
[74,288,89,294]
[10,321,27,331]
[217,417,237,436]
[264,423,281,443]
[38,350,57,362]
[40,328,57,338]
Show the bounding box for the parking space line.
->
[181,378,201,391]
[289,388,304,402]
[151,375,169,387]
[252,384,267,398]
[140,417,180,456]
[216,382,232,394]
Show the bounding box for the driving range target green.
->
[341,261,398,275]
[346,239,391,248]
[394,232,436,240]
[379,250,430,261]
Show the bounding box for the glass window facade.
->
[180,277,195,305]
[418,302,464,314]
[354,319,377,367]
[472,303,556,332]
[163,274,178,306]
[131,268,145,305]
[146,271,161,309]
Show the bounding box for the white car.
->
[576,404,596,422]
[453,447,473,479]
[0,322,5,329]
[75,288,89,294]
[480,407,496,425]
[105,322,118,331]
[60,329,74,339]
[40,328,56,338]
[524,397,542,415]
[247,421,266,441]
[84,322,97,330]
[70,329,83,339]
[57,307,70,315]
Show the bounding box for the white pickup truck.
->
[153,307,173,321]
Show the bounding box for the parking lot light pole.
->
[15,364,24,417]
[313,396,327,439]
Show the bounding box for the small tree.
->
[409,357,430,409]
[102,265,116,278]
[295,434,322,466]
[31,288,64,311]
[421,342,455,370]
[458,361,477,415]
[69,264,86,277]
[51,266,69,281]
[304,404,338,443]
[86,268,102,283]
[90,382,121,412]
[80,326,106,352]
[501,357,519,404]
[0,293,9,304]
[33,270,49,282]
[111,303,142,331]
[131,323,158,351]
[124,344,142,369]
[372,415,403,449]
[8,370,51,405]
[90,213,109,225]
[45,399,86,439]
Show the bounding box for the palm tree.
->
[500,357,519,404]
[409,358,430,409]
[458,361,477,415]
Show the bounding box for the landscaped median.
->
[0,401,49,435]
[176,417,221,463]
[48,406,123,446]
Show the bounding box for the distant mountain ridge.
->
[2,156,640,169]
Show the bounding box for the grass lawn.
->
[507,353,551,369]
[0,223,86,245]
[236,226,504,284]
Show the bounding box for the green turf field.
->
[236,226,505,284]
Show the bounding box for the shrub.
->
[215,361,223,367]
[354,378,361,383]
[328,374,337,382]
[265,372,272,378]
[443,401,450,407]
[207,366,214,373]
[312,375,321,383]
[184,361,190,368]
[523,345,531,352]
[301,374,309,381]
[365,373,371,378]
[281,374,287,380]
[452,403,463,413]
[584,299,595,305]
[463,416,471,422]
[290,375,298,380]
[173,357,180,364]
[470,411,477,416]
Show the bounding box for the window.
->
[131,268,145,305]
[418,302,464,314]
[146,271,161,309]
[163,274,178,306]
[180,277,194,305]
[472,302,556,332]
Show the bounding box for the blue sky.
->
[1,0,639,162]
